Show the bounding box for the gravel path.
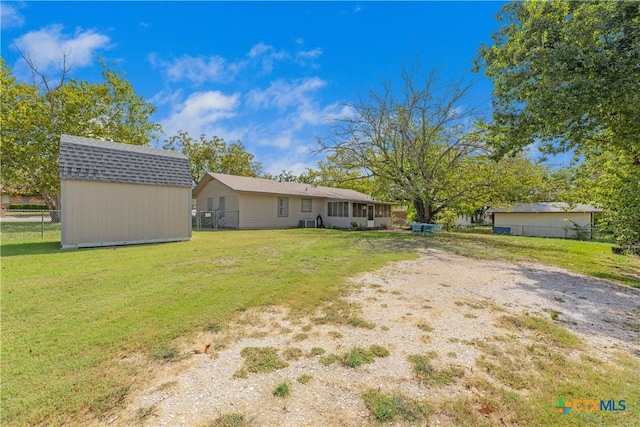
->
[111,249,640,426]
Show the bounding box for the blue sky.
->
[1,1,508,175]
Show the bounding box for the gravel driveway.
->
[111,249,640,426]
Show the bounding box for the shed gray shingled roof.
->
[59,135,191,187]
[193,172,387,203]
[488,202,602,213]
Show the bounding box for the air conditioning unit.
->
[299,218,316,228]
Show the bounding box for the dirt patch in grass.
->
[107,249,640,426]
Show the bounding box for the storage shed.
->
[488,202,602,239]
[59,135,192,249]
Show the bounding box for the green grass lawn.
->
[432,231,640,287]
[1,229,418,426]
[1,229,638,426]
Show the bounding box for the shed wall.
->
[493,212,592,238]
[61,180,191,248]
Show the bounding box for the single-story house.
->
[59,135,192,249]
[1,187,46,214]
[192,172,392,230]
[488,202,603,239]
[456,209,491,227]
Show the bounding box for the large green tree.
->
[475,1,640,249]
[1,57,161,213]
[317,64,552,223]
[163,131,262,184]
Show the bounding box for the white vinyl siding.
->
[236,194,320,228]
[195,180,239,213]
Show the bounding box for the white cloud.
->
[248,42,272,58]
[246,77,327,110]
[150,53,245,84]
[1,3,25,29]
[162,90,240,137]
[297,48,322,60]
[154,41,322,84]
[241,77,349,153]
[264,158,316,176]
[12,24,110,75]
[247,42,290,74]
[148,88,184,107]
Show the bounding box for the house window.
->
[22,196,30,204]
[353,203,368,218]
[301,198,312,212]
[219,197,225,217]
[328,201,349,217]
[207,197,213,211]
[375,205,391,217]
[278,197,289,217]
[2,195,10,204]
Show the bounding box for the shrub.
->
[272,381,290,398]
[362,389,430,423]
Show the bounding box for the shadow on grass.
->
[1,241,60,256]
[428,232,640,288]
[357,231,430,254]
[514,267,640,356]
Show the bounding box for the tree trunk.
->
[413,199,434,223]
[42,193,61,223]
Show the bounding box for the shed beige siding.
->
[493,212,592,238]
[238,193,323,229]
[61,180,191,248]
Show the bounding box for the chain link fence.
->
[494,224,614,241]
[192,210,239,230]
[0,210,61,240]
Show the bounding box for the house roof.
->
[193,172,388,203]
[488,202,603,214]
[59,135,191,187]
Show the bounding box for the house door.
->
[367,205,375,228]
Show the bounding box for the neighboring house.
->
[1,188,46,214]
[59,135,192,249]
[392,205,409,228]
[456,207,491,227]
[192,172,392,230]
[488,202,603,239]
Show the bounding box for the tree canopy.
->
[162,131,262,185]
[476,0,640,250]
[317,64,554,223]
[475,1,639,166]
[0,57,161,211]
